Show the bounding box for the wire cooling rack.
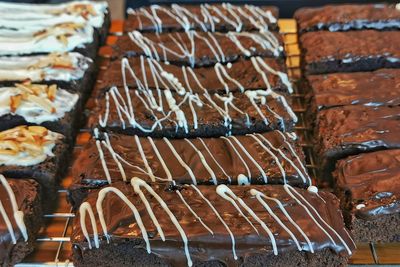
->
[16,19,400,266]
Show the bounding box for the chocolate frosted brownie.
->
[125,4,278,33]
[96,56,292,94]
[315,105,400,181]
[90,86,296,137]
[70,131,310,201]
[72,180,355,267]
[295,4,400,34]
[112,30,284,67]
[333,150,400,242]
[305,69,400,120]
[300,30,400,74]
[0,176,43,267]
[0,126,69,206]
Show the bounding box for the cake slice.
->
[112,30,284,67]
[0,175,43,267]
[333,150,400,242]
[71,179,355,266]
[0,125,69,206]
[295,4,400,34]
[96,56,292,94]
[125,4,279,33]
[315,105,400,181]
[299,30,400,74]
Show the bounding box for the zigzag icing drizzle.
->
[128,3,276,33]
[79,178,354,267]
[94,130,311,185]
[0,175,28,245]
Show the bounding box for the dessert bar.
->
[125,4,279,33]
[0,125,69,204]
[295,4,400,34]
[72,179,355,266]
[0,175,43,267]
[69,130,310,205]
[315,105,400,180]
[90,86,296,137]
[112,30,284,67]
[299,30,400,74]
[333,150,400,242]
[96,56,292,94]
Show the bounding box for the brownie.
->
[333,150,400,243]
[69,130,311,204]
[96,56,292,95]
[90,87,297,138]
[305,69,400,122]
[72,181,355,267]
[125,4,279,33]
[315,105,400,181]
[0,126,69,207]
[295,4,400,34]
[0,176,43,267]
[299,30,400,74]
[112,31,284,67]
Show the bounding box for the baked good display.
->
[299,30,400,74]
[295,4,400,34]
[125,4,279,33]
[315,105,400,180]
[72,179,355,267]
[90,86,296,137]
[96,56,292,94]
[112,30,284,67]
[0,125,68,205]
[333,150,400,243]
[0,175,43,267]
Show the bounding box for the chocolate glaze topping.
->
[334,149,400,220]
[295,4,400,33]
[72,181,355,267]
[72,131,311,188]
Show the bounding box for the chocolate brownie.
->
[295,4,400,34]
[315,105,400,181]
[0,82,81,141]
[305,69,400,122]
[72,180,355,267]
[0,126,69,207]
[90,86,296,138]
[299,30,400,74]
[0,176,43,267]
[333,150,400,243]
[112,31,284,67]
[125,4,279,33]
[69,131,311,204]
[96,56,292,95]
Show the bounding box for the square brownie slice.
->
[333,149,400,242]
[295,4,400,34]
[112,30,284,67]
[299,30,400,74]
[125,4,279,33]
[315,105,400,181]
[0,175,43,267]
[71,180,355,266]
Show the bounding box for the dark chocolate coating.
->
[0,178,43,267]
[300,30,400,74]
[72,183,355,267]
[112,31,284,67]
[89,87,296,138]
[71,131,310,194]
[315,105,400,181]
[125,4,279,33]
[295,4,400,33]
[96,57,289,94]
